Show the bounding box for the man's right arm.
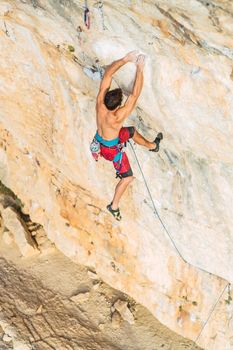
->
[116,54,145,122]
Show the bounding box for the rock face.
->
[0,241,202,350]
[0,0,232,348]
[113,299,135,325]
[1,206,38,256]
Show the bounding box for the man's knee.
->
[123,175,134,183]
[132,128,138,139]
[128,126,136,138]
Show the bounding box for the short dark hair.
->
[104,88,123,110]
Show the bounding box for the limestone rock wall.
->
[0,0,233,348]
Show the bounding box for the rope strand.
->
[129,141,186,261]
[189,282,230,350]
[129,140,229,277]
[129,140,231,348]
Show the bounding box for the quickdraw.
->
[90,137,101,161]
[96,1,107,30]
[84,1,90,29]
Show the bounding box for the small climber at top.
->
[95,51,163,221]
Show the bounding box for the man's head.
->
[104,88,123,110]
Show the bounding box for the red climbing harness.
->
[90,127,135,178]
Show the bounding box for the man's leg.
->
[111,176,134,210]
[132,129,155,149]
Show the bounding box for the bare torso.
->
[95,51,145,143]
[96,105,124,140]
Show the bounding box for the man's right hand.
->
[136,54,146,69]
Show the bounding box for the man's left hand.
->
[124,50,139,63]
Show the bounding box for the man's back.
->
[96,104,124,141]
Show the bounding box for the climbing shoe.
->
[107,203,122,221]
[150,132,163,152]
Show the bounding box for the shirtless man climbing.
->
[95,51,163,221]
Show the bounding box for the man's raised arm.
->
[116,54,145,121]
[96,51,139,106]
